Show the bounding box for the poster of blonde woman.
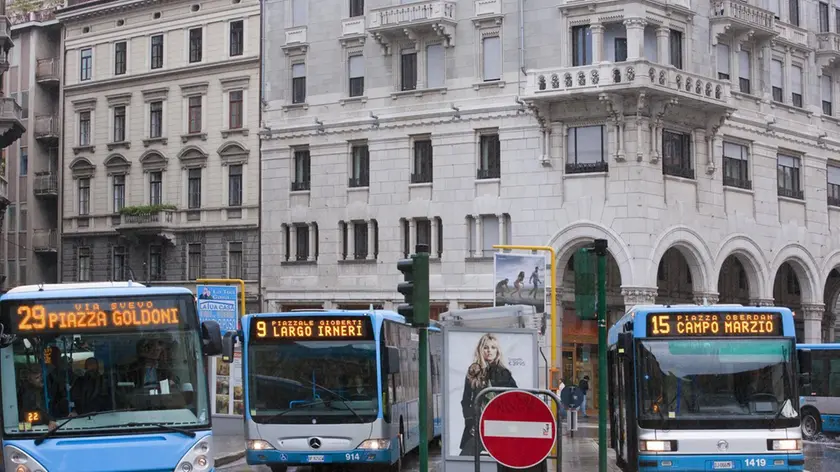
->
[442,327,538,461]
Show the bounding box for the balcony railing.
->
[778,187,804,200]
[368,0,456,29]
[566,161,609,174]
[36,58,59,82]
[34,115,58,139]
[32,229,58,252]
[291,181,311,191]
[0,97,22,121]
[121,210,176,226]
[476,168,501,179]
[34,173,58,196]
[710,0,775,30]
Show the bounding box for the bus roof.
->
[245,309,442,331]
[0,283,194,301]
[607,304,795,345]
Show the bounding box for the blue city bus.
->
[796,343,840,439]
[0,282,223,472]
[607,304,810,472]
[221,309,442,471]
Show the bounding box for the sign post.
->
[479,390,556,470]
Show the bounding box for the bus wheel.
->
[801,409,822,439]
[390,429,404,471]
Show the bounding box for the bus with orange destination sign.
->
[0,282,223,472]
[607,304,811,472]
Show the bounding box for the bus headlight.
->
[639,440,677,452]
[358,439,391,450]
[3,446,46,472]
[175,436,213,471]
[247,439,276,451]
[769,439,801,451]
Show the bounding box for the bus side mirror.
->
[387,346,401,374]
[798,349,812,374]
[201,320,223,356]
[221,331,237,363]
[618,332,632,358]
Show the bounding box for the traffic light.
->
[397,244,430,327]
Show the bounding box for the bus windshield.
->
[247,340,379,424]
[0,294,209,436]
[637,339,797,428]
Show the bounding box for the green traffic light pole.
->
[593,239,608,472]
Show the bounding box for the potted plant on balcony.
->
[118,204,177,216]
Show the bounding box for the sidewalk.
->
[214,433,246,467]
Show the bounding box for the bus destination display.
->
[251,316,374,342]
[11,299,184,334]
[646,312,782,337]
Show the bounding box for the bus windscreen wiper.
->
[262,399,330,423]
[35,408,136,445]
[768,399,791,431]
[124,422,196,437]
[306,380,366,423]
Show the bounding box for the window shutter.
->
[426,44,444,88]
[292,0,307,26]
[771,60,783,88]
[828,165,840,185]
[349,55,364,78]
[822,75,833,101]
[738,51,750,79]
[292,63,305,78]
[482,36,501,80]
[792,65,803,94]
[717,44,730,75]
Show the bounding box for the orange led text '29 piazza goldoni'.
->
[16,301,181,331]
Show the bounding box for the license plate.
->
[713,461,734,469]
[307,455,325,463]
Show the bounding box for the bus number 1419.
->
[744,458,767,468]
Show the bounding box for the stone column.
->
[591,23,605,63]
[291,225,299,261]
[347,221,355,260]
[802,303,825,344]
[307,222,317,261]
[749,298,775,307]
[474,215,483,257]
[761,41,773,101]
[693,292,720,305]
[408,218,417,254]
[497,214,506,247]
[656,27,670,65]
[783,47,792,105]
[731,41,740,89]
[623,18,647,61]
[621,286,658,311]
[430,217,439,258]
[367,220,376,260]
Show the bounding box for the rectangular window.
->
[401,51,417,91]
[572,26,592,66]
[229,90,243,129]
[295,225,310,261]
[777,153,802,199]
[7,205,14,233]
[148,245,163,281]
[79,111,91,146]
[229,164,243,206]
[349,0,364,17]
[411,139,433,184]
[426,44,445,88]
[189,28,203,63]
[188,96,202,133]
[828,164,840,206]
[349,55,365,97]
[19,204,27,232]
[478,134,501,179]
[113,174,125,212]
[19,146,27,176]
[78,247,91,282]
[353,222,368,259]
[349,144,369,188]
[114,41,127,75]
[821,2,830,32]
[228,242,244,279]
[823,75,833,116]
[716,44,730,80]
[80,48,92,81]
[789,0,800,26]
[739,50,751,94]
[150,101,163,138]
[188,168,202,209]
[567,125,607,173]
[293,149,311,191]
[292,0,307,26]
[770,0,782,17]
[482,36,501,81]
[150,34,164,69]
[662,130,693,179]
[112,246,126,281]
[113,106,126,142]
[792,65,803,108]
[722,142,751,190]
[149,171,162,205]
[614,38,627,62]
[292,63,306,104]
[416,219,432,249]
[188,243,202,280]
[78,178,90,215]
[669,30,683,70]
[771,59,784,102]
[230,20,244,56]
[836,8,840,33]
[20,91,28,119]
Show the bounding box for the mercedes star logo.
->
[717,440,729,452]
[309,437,322,449]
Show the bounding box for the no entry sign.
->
[479,390,556,469]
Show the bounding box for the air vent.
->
[153,12,162,19]
[82,26,90,33]
[116,19,125,26]
[191,4,200,11]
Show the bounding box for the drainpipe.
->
[518,0,525,93]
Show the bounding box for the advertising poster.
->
[197,285,239,333]
[494,253,549,348]
[444,329,537,460]
[212,347,243,415]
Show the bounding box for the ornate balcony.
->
[709,0,777,40]
[774,22,809,49]
[34,172,58,198]
[368,0,456,54]
[116,208,178,245]
[36,58,60,85]
[0,17,10,75]
[34,115,59,142]
[0,97,25,150]
[33,229,58,253]
[816,33,840,70]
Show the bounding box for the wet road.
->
[805,439,840,472]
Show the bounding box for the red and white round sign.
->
[479,390,557,469]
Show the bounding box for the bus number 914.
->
[346,453,360,461]
[744,458,767,468]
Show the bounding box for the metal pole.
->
[593,239,608,472]
[419,325,429,472]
